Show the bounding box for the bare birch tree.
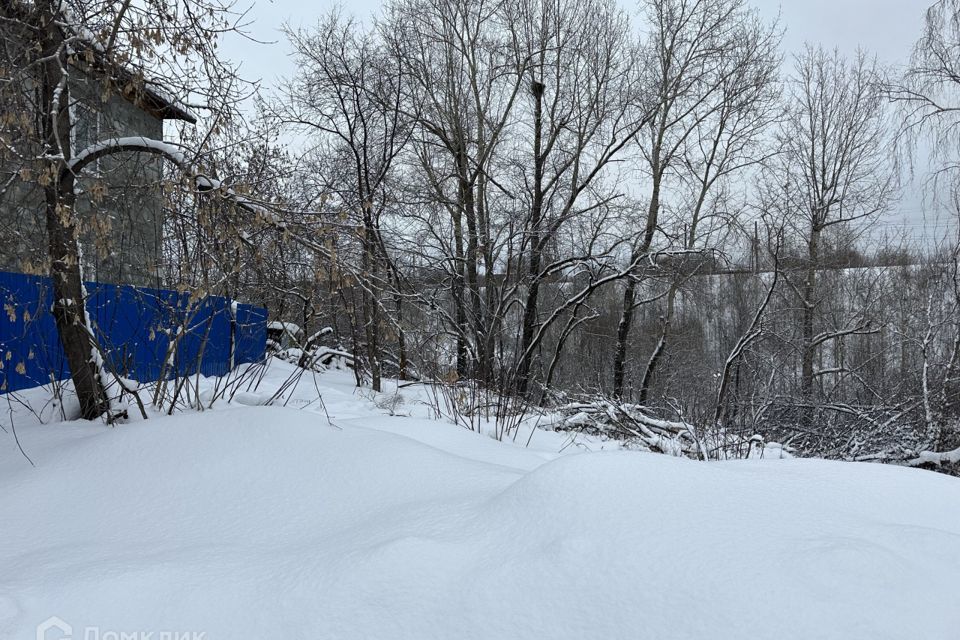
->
[888,0,960,180]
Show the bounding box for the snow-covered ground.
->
[2,360,959,639]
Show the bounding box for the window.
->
[71,101,99,156]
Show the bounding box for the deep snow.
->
[2,362,959,639]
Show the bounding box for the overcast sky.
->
[222,0,926,89]
[219,0,943,244]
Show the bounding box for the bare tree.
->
[888,0,960,180]
[610,0,776,399]
[505,0,649,395]
[0,0,244,419]
[383,0,527,382]
[275,12,413,392]
[766,46,896,424]
[633,9,781,403]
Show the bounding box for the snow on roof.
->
[55,4,198,124]
[138,79,198,124]
[266,321,302,336]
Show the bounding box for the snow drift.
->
[1,370,959,639]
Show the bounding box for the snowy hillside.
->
[2,362,959,639]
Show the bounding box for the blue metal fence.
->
[0,270,267,393]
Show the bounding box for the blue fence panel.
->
[0,272,65,392]
[234,303,267,366]
[0,270,267,394]
[203,298,233,377]
[174,295,233,378]
[88,281,170,382]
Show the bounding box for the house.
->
[0,15,196,288]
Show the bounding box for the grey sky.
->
[220,0,943,245]
[224,0,926,90]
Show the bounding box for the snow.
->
[1,361,959,639]
[67,137,189,172]
[265,320,301,336]
[909,444,960,467]
[305,326,334,345]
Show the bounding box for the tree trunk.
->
[450,202,468,378]
[460,170,487,381]
[40,11,109,420]
[46,192,110,419]
[395,293,408,381]
[800,224,821,424]
[638,284,677,404]
[361,220,382,392]
[612,275,637,398]
[612,171,662,398]
[515,79,546,396]
[477,173,498,385]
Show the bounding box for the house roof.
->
[118,74,198,125]
[1,1,199,124]
[58,5,199,124]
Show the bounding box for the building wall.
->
[0,67,167,287]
